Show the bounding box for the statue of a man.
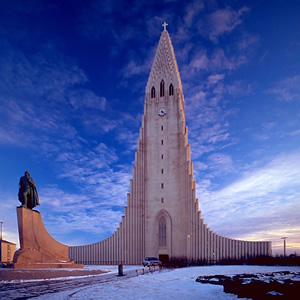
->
[18,171,40,209]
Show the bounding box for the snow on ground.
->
[84,265,139,273]
[36,265,300,300]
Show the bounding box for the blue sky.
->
[0,0,299,255]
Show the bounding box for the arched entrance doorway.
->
[156,210,172,263]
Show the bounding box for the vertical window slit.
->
[169,83,174,96]
[160,80,165,97]
[151,86,155,98]
[159,216,166,246]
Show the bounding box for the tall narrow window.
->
[161,125,163,131]
[161,183,164,188]
[161,140,163,145]
[161,154,164,159]
[169,83,174,96]
[151,86,156,98]
[160,80,165,97]
[161,168,164,174]
[159,216,166,246]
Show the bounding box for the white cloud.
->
[238,34,259,51]
[121,56,153,79]
[0,36,141,216]
[207,73,225,86]
[205,6,250,42]
[197,151,300,243]
[38,184,127,244]
[289,129,300,136]
[43,206,123,242]
[210,152,300,201]
[0,40,87,102]
[40,186,89,210]
[267,75,300,101]
[184,0,205,26]
[182,48,247,79]
[207,152,234,173]
[68,89,106,111]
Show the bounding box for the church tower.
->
[69,26,271,264]
[143,26,195,260]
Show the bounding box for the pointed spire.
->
[146,25,182,95]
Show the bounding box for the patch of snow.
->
[208,277,220,282]
[267,291,284,296]
[242,280,251,284]
[1,273,109,284]
[35,265,300,300]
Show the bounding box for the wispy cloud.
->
[184,77,241,160]
[267,75,300,101]
[197,151,300,243]
[238,34,259,51]
[202,6,250,42]
[0,39,87,99]
[206,152,234,175]
[0,33,137,227]
[0,36,92,147]
[38,182,129,244]
[67,89,106,111]
[207,73,225,86]
[184,0,205,27]
[182,49,247,81]
[121,58,152,79]
[0,97,75,148]
[289,129,300,136]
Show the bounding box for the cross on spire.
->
[162,22,168,31]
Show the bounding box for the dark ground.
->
[196,271,300,299]
[0,268,108,281]
[0,267,137,299]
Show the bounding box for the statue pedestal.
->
[13,207,83,269]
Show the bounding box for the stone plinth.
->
[13,207,83,269]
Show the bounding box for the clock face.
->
[158,107,167,116]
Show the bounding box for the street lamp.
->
[0,222,3,240]
[281,237,288,257]
[187,233,192,266]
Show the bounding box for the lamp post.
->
[0,222,3,240]
[281,237,288,257]
[187,233,191,266]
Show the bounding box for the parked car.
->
[143,257,162,267]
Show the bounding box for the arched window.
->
[159,216,166,246]
[169,83,174,96]
[160,80,165,97]
[151,86,155,98]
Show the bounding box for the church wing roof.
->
[146,29,182,94]
[0,239,16,245]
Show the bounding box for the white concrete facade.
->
[69,29,271,264]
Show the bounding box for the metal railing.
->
[136,265,162,276]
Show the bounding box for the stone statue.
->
[18,171,40,209]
